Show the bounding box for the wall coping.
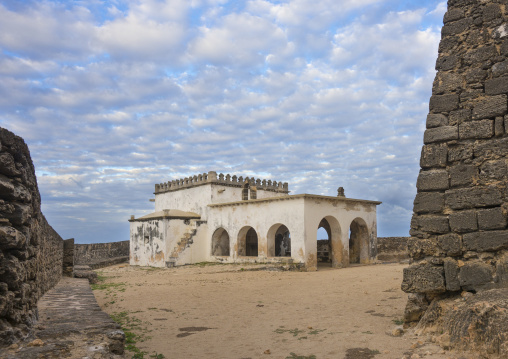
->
[129,209,201,222]
[208,193,382,208]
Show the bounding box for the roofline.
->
[208,194,382,208]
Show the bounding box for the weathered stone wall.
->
[0,128,64,346]
[377,237,409,262]
[62,238,74,277]
[402,0,508,322]
[74,240,129,268]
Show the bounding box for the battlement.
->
[155,171,289,194]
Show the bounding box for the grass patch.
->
[110,311,157,358]
[274,327,325,340]
[392,318,404,325]
[286,353,316,359]
[195,262,225,267]
[91,281,126,291]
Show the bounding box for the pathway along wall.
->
[0,128,64,345]
[401,0,508,322]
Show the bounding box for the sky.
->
[0,0,447,244]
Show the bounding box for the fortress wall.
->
[402,0,508,322]
[0,128,64,345]
[377,237,409,262]
[74,240,129,268]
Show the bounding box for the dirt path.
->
[93,263,472,359]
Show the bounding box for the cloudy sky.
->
[0,0,447,244]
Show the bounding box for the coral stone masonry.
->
[402,0,508,322]
[129,171,381,270]
[0,128,64,345]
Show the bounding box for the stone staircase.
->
[165,219,200,268]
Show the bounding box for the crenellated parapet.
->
[155,171,289,194]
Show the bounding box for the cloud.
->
[0,0,447,243]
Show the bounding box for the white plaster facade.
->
[129,171,381,271]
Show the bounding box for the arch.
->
[211,227,230,256]
[349,217,370,264]
[317,216,343,268]
[237,226,258,256]
[267,224,291,257]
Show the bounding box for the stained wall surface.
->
[74,240,129,267]
[401,0,508,319]
[0,128,64,345]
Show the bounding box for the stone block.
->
[0,226,26,250]
[483,3,502,23]
[433,72,463,94]
[429,94,459,113]
[445,186,503,210]
[443,7,465,23]
[474,137,508,158]
[416,215,449,234]
[448,144,473,162]
[401,263,446,294]
[486,77,508,96]
[424,126,458,143]
[444,258,461,291]
[436,54,459,71]
[495,116,505,136]
[426,114,448,128]
[449,109,471,125]
[464,45,498,66]
[472,95,508,120]
[463,230,508,251]
[459,119,494,139]
[449,164,478,187]
[492,60,508,77]
[480,159,507,180]
[0,175,31,203]
[441,17,473,36]
[420,144,447,168]
[477,207,507,230]
[403,293,429,323]
[496,253,508,287]
[437,233,462,256]
[465,68,487,85]
[460,89,483,103]
[0,153,21,177]
[458,261,494,290]
[416,170,449,191]
[449,210,477,233]
[407,237,442,259]
[413,192,445,213]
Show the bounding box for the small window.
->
[242,182,249,200]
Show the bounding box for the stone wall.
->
[62,238,74,277]
[402,0,508,322]
[0,128,64,345]
[377,237,409,262]
[74,240,129,269]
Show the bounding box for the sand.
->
[93,263,472,359]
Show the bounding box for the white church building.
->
[129,171,381,271]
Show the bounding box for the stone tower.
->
[401,0,508,322]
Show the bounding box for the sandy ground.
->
[93,263,472,359]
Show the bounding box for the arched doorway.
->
[349,218,369,264]
[211,227,230,256]
[317,216,343,268]
[238,226,258,256]
[317,220,331,266]
[267,224,291,257]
